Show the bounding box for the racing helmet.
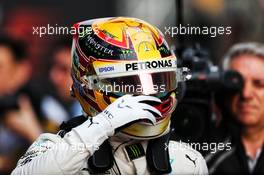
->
[70,17,188,139]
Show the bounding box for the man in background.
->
[41,38,82,131]
[207,42,264,174]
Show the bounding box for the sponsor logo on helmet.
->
[86,35,114,55]
[125,59,172,71]
[99,66,115,73]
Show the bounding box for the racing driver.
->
[11,17,208,175]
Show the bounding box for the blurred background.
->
[0,0,263,174]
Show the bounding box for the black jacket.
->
[206,136,264,175]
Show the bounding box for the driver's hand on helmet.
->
[69,95,161,152]
[97,94,161,135]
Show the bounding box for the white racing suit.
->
[12,95,208,174]
[11,130,208,174]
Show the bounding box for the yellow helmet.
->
[71,17,184,139]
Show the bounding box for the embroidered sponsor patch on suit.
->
[124,143,145,161]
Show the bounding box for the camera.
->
[171,44,243,147]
